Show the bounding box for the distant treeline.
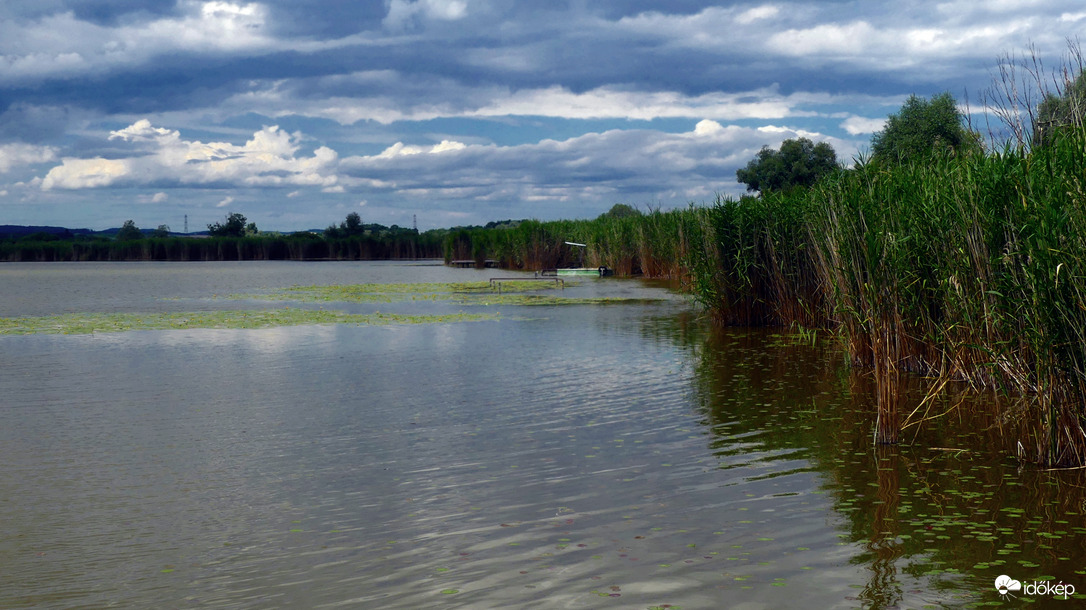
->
[0,230,445,262]
[0,213,544,262]
[444,129,1086,467]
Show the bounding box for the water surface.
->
[1,261,1083,608]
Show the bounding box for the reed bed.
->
[442,210,697,278]
[451,129,1086,465]
[809,131,1086,464]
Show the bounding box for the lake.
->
[1,261,1084,609]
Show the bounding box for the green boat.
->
[539,266,612,277]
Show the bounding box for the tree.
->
[324,212,365,239]
[343,211,364,235]
[208,213,251,237]
[599,203,642,220]
[1034,68,1086,148]
[871,92,983,164]
[116,220,142,240]
[736,137,838,194]
[151,225,170,238]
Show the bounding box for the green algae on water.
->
[238,282,663,307]
[0,308,497,336]
[458,294,663,306]
[1,280,665,336]
[247,281,560,304]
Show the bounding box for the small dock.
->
[449,259,500,268]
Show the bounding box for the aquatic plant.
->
[0,309,497,335]
[238,281,661,307]
[0,278,670,336]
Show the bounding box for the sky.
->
[1,1,1084,232]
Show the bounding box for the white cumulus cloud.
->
[0,1,275,82]
[693,119,725,136]
[377,139,467,158]
[0,143,57,173]
[40,121,341,191]
[840,116,887,135]
[41,158,130,190]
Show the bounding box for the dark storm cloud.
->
[2,0,1086,228]
[0,104,72,144]
[260,0,389,37]
[68,0,181,25]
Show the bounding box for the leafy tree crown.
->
[600,203,642,219]
[116,219,142,241]
[871,92,982,163]
[208,213,251,237]
[736,137,838,194]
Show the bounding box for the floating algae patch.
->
[453,294,666,307]
[0,309,497,335]
[237,282,663,308]
[244,281,557,304]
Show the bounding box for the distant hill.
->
[0,225,208,239]
[0,225,99,239]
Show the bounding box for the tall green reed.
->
[813,132,1086,462]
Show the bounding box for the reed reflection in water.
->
[685,323,1086,609]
